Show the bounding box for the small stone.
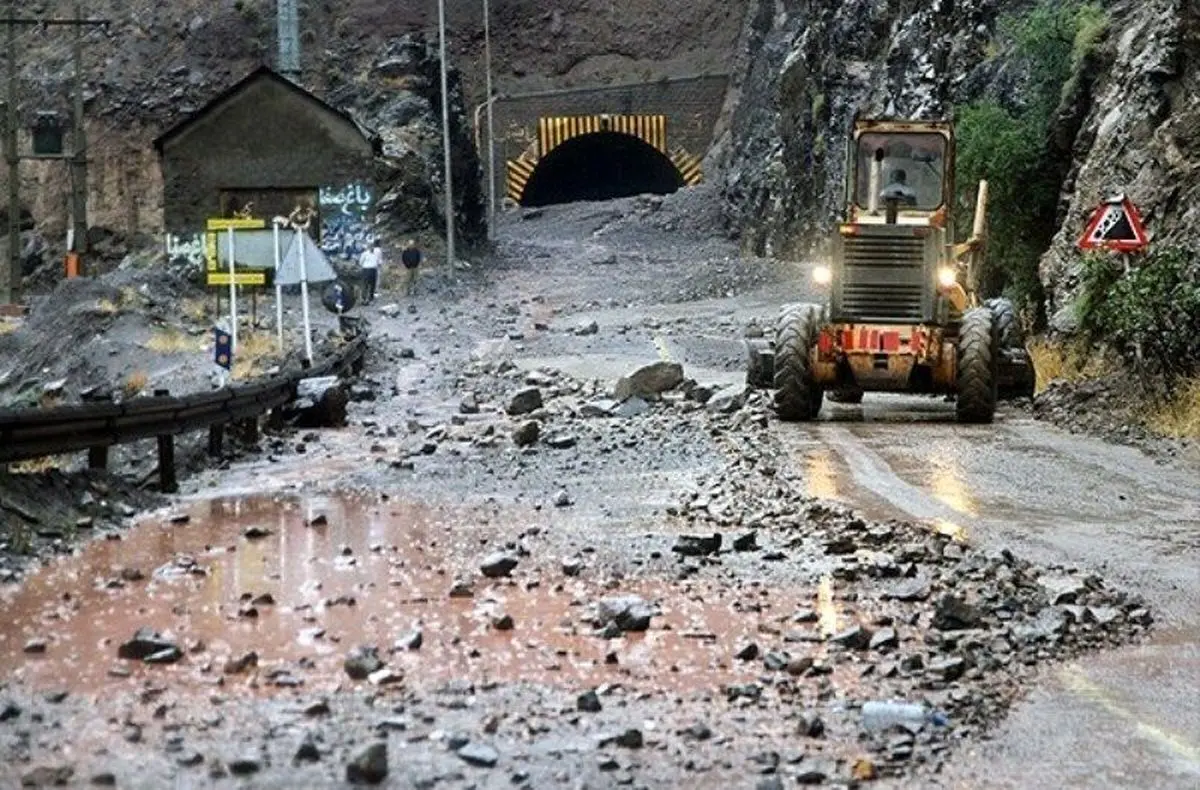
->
[395,629,423,651]
[733,531,758,551]
[613,361,684,400]
[20,766,74,786]
[831,625,873,650]
[304,699,331,717]
[597,596,655,632]
[506,387,543,416]
[869,628,899,652]
[480,552,519,578]
[545,433,578,449]
[786,657,814,676]
[512,420,541,447]
[561,557,583,576]
[613,397,650,418]
[575,320,599,336]
[930,656,967,681]
[888,576,931,602]
[459,393,480,414]
[1039,574,1086,605]
[492,613,515,631]
[763,651,788,672]
[343,646,384,680]
[242,525,272,540]
[117,627,179,661]
[346,742,388,784]
[735,642,760,661]
[144,646,183,664]
[552,490,573,508]
[456,741,500,767]
[90,772,117,786]
[797,711,825,738]
[368,668,404,686]
[795,760,831,784]
[932,595,983,630]
[682,722,712,740]
[0,700,21,722]
[672,533,722,557]
[227,758,261,776]
[308,514,329,526]
[294,734,321,763]
[449,579,475,598]
[615,728,643,748]
[577,690,602,712]
[23,638,47,654]
[223,651,258,675]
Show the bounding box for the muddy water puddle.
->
[0,493,835,698]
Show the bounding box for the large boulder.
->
[613,362,684,401]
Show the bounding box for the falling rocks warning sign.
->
[1077,194,1149,253]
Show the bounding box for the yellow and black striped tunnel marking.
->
[538,114,667,157]
[505,114,703,204]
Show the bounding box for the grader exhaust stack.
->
[745,118,1034,422]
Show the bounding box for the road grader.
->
[746,118,1035,423]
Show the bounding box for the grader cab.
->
[746,118,1034,423]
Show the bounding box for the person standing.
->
[401,239,422,296]
[358,242,382,304]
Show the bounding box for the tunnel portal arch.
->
[519,131,686,207]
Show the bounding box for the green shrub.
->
[1077,247,1200,389]
[954,0,1107,317]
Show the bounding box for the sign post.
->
[297,226,313,365]
[226,227,238,352]
[272,218,285,351]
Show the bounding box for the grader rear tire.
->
[985,297,1023,349]
[773,305,824,421]
[956,307,999,423]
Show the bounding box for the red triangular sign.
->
[1077,195,1149,253]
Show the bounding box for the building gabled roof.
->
[152,65,381,155]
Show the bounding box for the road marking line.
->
[817,574,838,636]
[652,335,672,362]
[1060,666,1200,766]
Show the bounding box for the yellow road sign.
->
[206,271,267,287]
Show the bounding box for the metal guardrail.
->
[0,334,367,490]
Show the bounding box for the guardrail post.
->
[154,389,178,494]
[208,424,224,456]
[239,417,259,444]
[88,446,107,470]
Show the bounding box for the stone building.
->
[154,66,381,269]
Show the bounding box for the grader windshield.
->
[853,132,948,215]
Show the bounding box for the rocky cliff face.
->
[716,0,1010,260]
[1039,0,1200,329]
[719,0,1200,322]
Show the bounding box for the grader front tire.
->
[773,306,824,421]
[956,307,999,423]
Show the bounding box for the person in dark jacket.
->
[400,239,421,296]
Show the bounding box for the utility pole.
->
[483,0,496,241]
[277,0,301,81]
[4,0,18,305]
[70,1,88,265]
[438,0,456,266]
[1,7,107,304]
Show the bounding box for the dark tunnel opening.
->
[520,131,685,207]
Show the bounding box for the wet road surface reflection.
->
[0,493,827,696]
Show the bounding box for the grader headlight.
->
[813,265,833,286]
[937,265,957,288]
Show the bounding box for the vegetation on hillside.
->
[954,0,1108,318]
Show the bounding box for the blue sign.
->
[214,327,233,370]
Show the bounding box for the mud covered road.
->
[1,189,1197,788]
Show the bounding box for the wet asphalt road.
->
[580,293,1200,789]
[458,201,1200,787]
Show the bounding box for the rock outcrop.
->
[718,0,1199,324]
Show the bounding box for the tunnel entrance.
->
[520,131,685,207]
